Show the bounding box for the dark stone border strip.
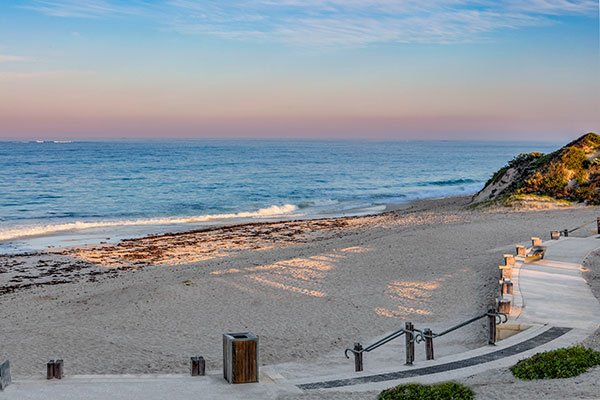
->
[298,326,571,390]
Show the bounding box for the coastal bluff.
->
[472,132,600,207]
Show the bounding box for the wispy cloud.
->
[0,70,93,81]
[22,0,598,45]
[0,54,29,63]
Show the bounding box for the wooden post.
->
[597,217,600,234]
[405,322,414,366]
[46,360,54,380]
[424,329,434,360]
[504,254,515,266]
[198,356,205,376]
[531,237,542,247]
[516,245,526,256]
[488,308,497,345]
[498,298,511,314]
[54,360,63,379]
[0,360,11,391]
[551,231,560,240]
[190,357,199,376]
[353,343,363,372]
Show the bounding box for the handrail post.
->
[488,307,497,345]
[353,343,363,372]
[424,329,434,360]
[405,322,414,366]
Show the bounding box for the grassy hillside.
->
[472,133,600,207]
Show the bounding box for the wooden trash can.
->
[223,332,258,384]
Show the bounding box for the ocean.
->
[0,139,560,253]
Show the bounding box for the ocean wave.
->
[417,178,479,187]
[0,204,299,241]
[297,199,340,208]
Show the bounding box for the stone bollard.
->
[531,237,542,247]
[405,322,415,366]
[504,254,515,266]
[190,356,206,376]
[0,360,10,391]
[551,231,560,240]
[499,265,512,280]
[516,245,526,256]
[424,329,434,360]
[498,298,511,314]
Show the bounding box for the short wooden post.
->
[551,231,560,240]
[353,343,363,372]
[504,254,515,266]
[54,360,63,379]
[498,298,511,314]
[405,322,414,366]
[0,360,11,391]
[563,229,569,237]
[516,245,526,256]
[46,360,54,380]
[597,217,600,234]
[198,356,205,376]
[424,329,434,360]
[190,357,199,376]
[531,237,542,247]
[488,308,497,345]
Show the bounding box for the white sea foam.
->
[0,204,299,241]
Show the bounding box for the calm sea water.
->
[0,139,560,252]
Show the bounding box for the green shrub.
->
[511,346,600,380]
[378,382,474,400]
[561,147,587,170]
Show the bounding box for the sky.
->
[0,0,598,140]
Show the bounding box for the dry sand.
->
[1,195,599,399]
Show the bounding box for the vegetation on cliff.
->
[472,133,600,206]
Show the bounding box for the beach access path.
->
[3,234,599,399]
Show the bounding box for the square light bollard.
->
[223,332,258,384]
[551,231,560,240]
[499,265,512,280]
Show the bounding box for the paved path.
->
[2,236,599,399]
[515,237,600,331]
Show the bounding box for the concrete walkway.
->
[2,236,600,399]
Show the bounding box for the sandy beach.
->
[1,195,600,398]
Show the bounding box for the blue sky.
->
[0,1,598,140]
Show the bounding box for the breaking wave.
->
[0,204,299,241]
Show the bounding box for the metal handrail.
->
[414,311,507,343]
[566,219,595,234]
[344,327,410,358]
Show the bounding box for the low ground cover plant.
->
[511,346,600,380]
[378,382,474,400]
